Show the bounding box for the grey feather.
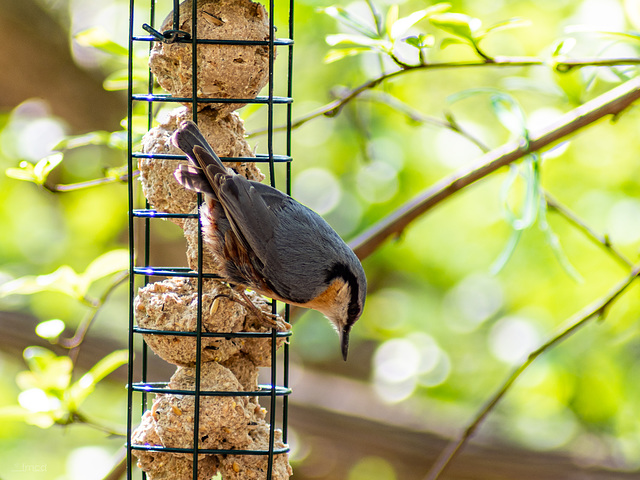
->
[171,121,221,164]
[174,164,216,196]
[215,174,359,303]
[171,121,226,176]
[170,121,367,310]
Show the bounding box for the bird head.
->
[308,261,367,361]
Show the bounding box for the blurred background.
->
[1,0,640,478]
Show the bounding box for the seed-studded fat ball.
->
[139,106,263,228]
[132,410,220,480]
[134,277,289,367]
[149,0,271,115]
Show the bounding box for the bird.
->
[171,120,367,360]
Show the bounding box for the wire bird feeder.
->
[125,0,294,478]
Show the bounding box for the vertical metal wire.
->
[127,0,295,478]
[266,0,278,477]
[126,1,136,479]
[282,0,294,445]
[189,0,205,477]
[141,0,156,425]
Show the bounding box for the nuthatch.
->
[171,121,367,360]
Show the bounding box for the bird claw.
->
[217,290,288,330]
[255,309,280,327]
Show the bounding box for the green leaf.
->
[75,27,128,57]
[385,5,399,39]
[55,130,127,151]
[5,161,36,182]
[0,265,85,300]
[551,37,576,57]
[538,200,583,282]
[67,350,128,408]
[521,154,541,228]
[0,405,34,421]
[439,36,467,50]
[446,86,500,104]
[6,154,62,186]
[35,319,66,340]
[405,36,421,48]
[1,250,127,301]
[54,131,112,150]
[19,347,73,392]
[501,156,540,231]
[404,34,435,49]
[121,114,152,136]
[53,130,127,151]
[81,249,129,284]
[104,68,149,91]
[22,347,57,374]
[489,93,527,138]
[324,47,372,63]
[476,17,531,41]
[104,165,129,180]
[326,33,388,48]
[422,3,455,18]
[552,65,585,104]
[0,404,57,428]
[491,228,523,274]
[103,70,129,91]
[389,3,451,40]
[429,13,481,42]
[33,153,63,184]
[108,131,128,150]
[321,6,379,39]
[500,164,522,228]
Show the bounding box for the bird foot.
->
[219,289,288,330]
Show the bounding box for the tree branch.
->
[349,76,640,260]
[424,263,640,480]
[286,79,640,324]
[247,57,640,138]
[247,57,543,138]
[557,57,640,72]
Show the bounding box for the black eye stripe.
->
[325,263,361,324]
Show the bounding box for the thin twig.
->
[424,263,640,480]
[544,191,634,268]
[349,76,640,259]
[405,109,633,268]
[357,90,494,152]
[419,110,634,269]
[74,412,127,437]
[247,56,640,138]
[378,98,633,269]
[557,57,640,71]
[58,271,129,365]
[288,79,640,323]
[45,171,138,192]
[247,57,543,138]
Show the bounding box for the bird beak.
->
[341,327,350,361]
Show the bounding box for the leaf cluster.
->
[323,3,530,66]
[0,347,127,431]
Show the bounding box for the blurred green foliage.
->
[2,0,640,478]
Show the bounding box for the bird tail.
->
[171,120,228,195]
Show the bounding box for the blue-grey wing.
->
[216,176,345,303]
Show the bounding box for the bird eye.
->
[347,303,361,321]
